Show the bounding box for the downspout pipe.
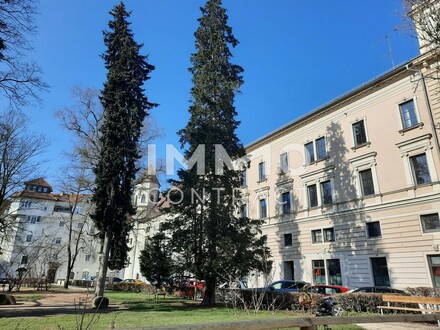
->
[405,63,440,155]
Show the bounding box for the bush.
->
[240,290,321,312]
[406,287,440,297]
[106,282,155,293]
[336,293,383,313]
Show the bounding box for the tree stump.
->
[0,293,16,305]
[92,296,109,309]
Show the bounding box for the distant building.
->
[0,174,164,284]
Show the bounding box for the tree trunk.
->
[94,228,112,297]
[63,264,71,289]
[201,276,216,307]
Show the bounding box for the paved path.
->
[357,322,439,329]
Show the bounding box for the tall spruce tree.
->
[166,0,271,306]
[92,1,156,298]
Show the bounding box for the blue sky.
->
[25,0,420,188]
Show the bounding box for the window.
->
[85,255,91,262]
[77,223,84,229]
[308,184,318,208]
[352,120,367,146]
[283,233,292,246]
[304,137,327,163]
[281,192,291,214]
[305,142,315,163]
[26,234,32,242]
[313,228,335,243]
[279,153,289,173]
[367,221,382,238]
[312,260,326,284]
[89,226,95,235]
[258,162,266,181]
[316,137,327,160]
[81,271,89,279]
[259,199,267,219]
[371,257,390,286]
[421,213,440,233]
[428,255,440,287]
[55,237,61,244]
[410,154,431,185]
[21,256,28,264]
[312,229,323,243]
[399,99,418,129]
[323,228,335,242]
[321,180,333,205]
[27,216,41,224]
[20,200,32,208]
[240,203,247,218]
[59,221,64,227]
[327,259,342,285]
[359,169,375,196]
[241,169,247,187]
[141,194,146,203]
[54,205,70,213]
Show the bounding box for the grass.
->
[0,290,365,330]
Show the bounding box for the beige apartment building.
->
[242,35,440,288]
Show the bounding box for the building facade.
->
[0,175,164,284]
[241,43,440,288]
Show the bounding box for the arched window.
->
[141,194,146,203]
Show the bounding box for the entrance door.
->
[371,257,390,286]
[283,261,294,280]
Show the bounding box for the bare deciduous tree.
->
[0,109,47,240]
[57,167,97,289]
[0,0,47,107]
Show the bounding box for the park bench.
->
[378,294,440,316]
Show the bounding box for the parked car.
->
[218,280,248,289]
[217,280,248,301]
[82,276,97,281]
[121,279,143,284]
[178,279,205,299]
[317,285,407,316]
[309,284,349,296]
[348,286,406,294]
[264,280,309,293]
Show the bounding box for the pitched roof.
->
[24,178,53,190]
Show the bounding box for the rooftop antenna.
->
[385,33,396,68]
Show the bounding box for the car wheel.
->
[331,305,343,316]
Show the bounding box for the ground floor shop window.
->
[428,255,440,287]
[328,259,342,285]
[371,257,390,286]
[312,260,326,284]
[312,259,342,285]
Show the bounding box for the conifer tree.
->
[166,0,271,306]
[92,1,156,298]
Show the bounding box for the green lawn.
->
[0,291,364,330]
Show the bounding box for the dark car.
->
[265,280,309,293]
[309,284,349,296]
[348,286,406,294]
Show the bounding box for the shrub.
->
[335,293,383,313]
[406,287,440,297]
[240,290,321,312]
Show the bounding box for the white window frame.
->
[396,97,422,132]
[349,152,380,198]
[304,136,327,165]
[279,152,289,174]
[420,213,440,234]
[258,162,266,181]
[396,134,438,187]
[301,166,336,209]
[351,117,370,149]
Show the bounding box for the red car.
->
[178,279,205,299]
[309,284,349,296]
